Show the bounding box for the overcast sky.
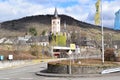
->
[0,0,120,29]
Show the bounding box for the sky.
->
[0,0,120,29]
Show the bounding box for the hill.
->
[0,14,120,40]
[0,14,113,31]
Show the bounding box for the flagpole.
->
[101,0,104,64]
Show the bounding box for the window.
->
[53,21,55,24]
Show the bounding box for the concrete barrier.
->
[0,58,68,69]
[0,60,29,69]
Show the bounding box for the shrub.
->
[104,48,116,61]
[56,35,66,46]
[29,27,37,36]
[30,44,39,58]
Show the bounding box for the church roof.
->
[54,8,59,18]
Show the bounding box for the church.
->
[50,8,67,46]
[51,8,61,34]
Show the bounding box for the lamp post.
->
[68,50,72,74]
[42,43,46,60]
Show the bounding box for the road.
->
[0,62,120,80]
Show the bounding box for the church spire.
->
[54,8,58,18]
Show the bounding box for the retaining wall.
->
[0,60,31,69]
[47,63,117,74]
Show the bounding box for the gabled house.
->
[27,36,49,46]
[15,35,32,45]
[0,37,14,44]
[0,37,6,44]
[80,37,94,48]
[4,39,13,44]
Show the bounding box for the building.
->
[27,36,49,46]
[114,9,120,30]
[51,8,61,34]
[50,46,75,58]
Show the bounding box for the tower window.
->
[53,21,55,24]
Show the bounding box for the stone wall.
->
[47,63,117,74]
[47,63,69,74]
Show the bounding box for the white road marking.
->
[0,78,10,80]
[19,78,33,80]
[45,78,60,80]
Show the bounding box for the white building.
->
[51,8,61,34]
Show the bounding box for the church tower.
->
[51,8,61,34]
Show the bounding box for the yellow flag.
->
[95,13,100,25]
[95,0,101,25]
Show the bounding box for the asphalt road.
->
[0,62,120,80]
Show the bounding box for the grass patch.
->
[48,59,120,67]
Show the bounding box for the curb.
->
[35,69,120,78]
[35,70,103,78]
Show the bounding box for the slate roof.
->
[27,36,49,43]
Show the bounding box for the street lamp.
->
[42,43,46,60]
[68,50,72,74]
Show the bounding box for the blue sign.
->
[0,55,4,60]
[114,9,120,30]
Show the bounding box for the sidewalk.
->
[0,58,66,70]
[0,60,33,69]
[36,70,103,78]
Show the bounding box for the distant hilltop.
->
[0,14,119,37]
[0,14,114,31]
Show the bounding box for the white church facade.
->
[51,8,61,34]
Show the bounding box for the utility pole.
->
[101,0,105,64]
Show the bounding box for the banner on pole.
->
[95,0,101,25]
[114,9,120,30]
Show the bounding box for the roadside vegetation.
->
[0,44,51,60]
